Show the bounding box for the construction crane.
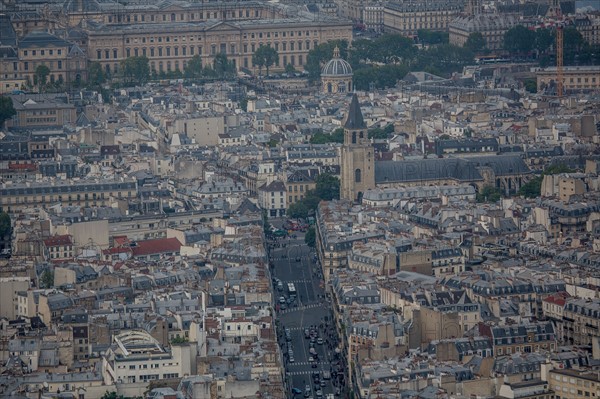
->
[556,25,564,97]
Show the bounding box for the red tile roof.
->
[132,237,182,257]
[43,235,73,247]
[543,292,570,306]
[8,163,36,171]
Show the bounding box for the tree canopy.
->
[465,32,486,53]
[287,173,340,219]
[40,270,54,289]
[252,45,279,76]
[0,212,10,237]
[504,25,536,54]
[184,55,204,79]
[309,128,344,144]
[304,226,316,247]
[417,30,449,45]
[34,64,50,93]
[0,96,16,128]
[87,62,106,87]
[120,56,150,86]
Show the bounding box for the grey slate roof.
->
[19,31,71,49]
[374,154,530,184]
[375,158,483,184]
[344,94,366,130]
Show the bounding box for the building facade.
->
[86,18,352,76]
[383,1,462,37]
[537,66,600,93]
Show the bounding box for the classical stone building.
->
[79,1,352,76]
[537,66,600,93]
[449,0,519,50]
[17,31,87,86]
[321,46,353,94]
[340,94,375,202]
[383,0,462,37]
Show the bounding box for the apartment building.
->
[562,298,600,346]
[102,330,196,385]
[0,178,137,213]
[258,180,287,218]
[383,1,462,37]
[548,369,600,399]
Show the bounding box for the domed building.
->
[321,46,353,94]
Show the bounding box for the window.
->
[355,169,361,183]
[114,49,118,58]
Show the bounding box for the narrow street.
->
[267,223,345,399]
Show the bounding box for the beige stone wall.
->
[0,277,29,319]
[384,8,460,37]
[87,20,352,76]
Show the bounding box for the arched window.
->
[355,169,362,183]
[352,132,357,144]
[359,131,364,139]
[171,13,176,21]
[338,83,345,93]
[327,82,332,93]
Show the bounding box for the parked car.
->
[292,388,302,395]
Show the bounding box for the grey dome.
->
[321,47,352,77]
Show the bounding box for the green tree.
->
[415,44,474,76]
[518,176,542,198]
[87,62,105,87]
[304,226,316,248]
[213,53,235,78]
[465,32,486,53]
[40,270,54,289]
[0,212,10,237]
[534,28,554,54]
[417,30,449,45]
[120,56,150,86]
[34,64,50,93]
[184,55,203,79]
[354,64,408,90]
[563,27,585,65]
[252,45,279,76]
[476,186,502,203]
[285,63,297,75]
[524,78,537,93]
[0,96,16,128]
[368,125,393,139]
[314,173,340,201]
[170,336,188,344]
[239,98,248,112]
[288,201,310,219]
[309,128,344,144]
[504,25,536,54]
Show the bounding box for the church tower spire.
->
[340,94,375,202]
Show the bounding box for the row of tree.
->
[309,124,395,145]
[306,34,476,90]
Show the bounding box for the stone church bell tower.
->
[340,94,375,202]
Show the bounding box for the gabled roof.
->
[344,94,366,130]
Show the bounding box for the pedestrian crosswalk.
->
[279,302,325,314]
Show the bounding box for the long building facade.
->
[383,0,462,37]
[2,0,353,82]
[86,18,352,76]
